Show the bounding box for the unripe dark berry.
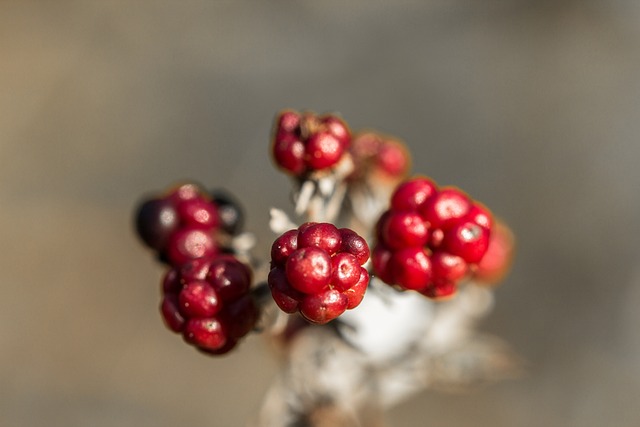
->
[210,189,245,235]
[135,198,179,250]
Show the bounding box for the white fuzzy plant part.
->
[253,157,519,427]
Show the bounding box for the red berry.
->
[421,279,456,300]
[380,211,429,250]
[272,133,305,175]
[297,222,341,255]
[372,243,394,284]
[391,177,438,212]
[276,110,301,134]
[344,268,369,309]
[420,187,471,230]
[162,268,182,294]
[431,251,468,282]
[183,318,227,351]
[270,229,299,267]
[376,140,410,178]
[268,267,303,313]
[160,294,185,333]
[178,280,221,318]
[177,198,219,229]
[331,252,361,291]
[428,228,444,249]
[305,132,343,170]
[207,256,252,302]
[285,247,332,294]
[179,258,211,282]
[339,228,370,265]
[300,288,348,324]
[166,227,216,266]
[441,221,490,264]
[167,182,205,205]
[198,338,238,356]
[321,115,350,149]
[389,247,432,291]
[466,203,493,230]
[474,220,515,284]
[221,295,258,338]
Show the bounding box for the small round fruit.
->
[135,198,179,250]
[300,289,348,324]
[166,227,216,266]
[182,318,227,351]
[285,247,332,294]
[389,247,432,291]
[442,221,490,264]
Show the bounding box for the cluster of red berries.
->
[135,182,257,355]
[271,110,351,176]
[268,223,370,324]
[372,177,493,299]
[160,256,258,355]
[348,131,411,182]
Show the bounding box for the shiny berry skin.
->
[183,318,227,351]
[160,254,258,355]
[431,251,468,282]
[177,198,219,229]
[372,244,394,284]
[376,140,410,178]
[339,228,370,265]
[441,221,490,264]
[270,229,299,267]
[297,222,341,255]
[166,227,216,266]
[300,289,348,324]
[331,253,361,291]
[390,177,438,212]
[268,267,303,313]
[178,280,221,318]
[389,247,432,291]
[135,198,179,250]
[268,224,370,323]
[160,294,185,333]
[380,211,429,250]
[271,110,351,176]
[466,203,493,230]
[285,247,332,294]
[420,187,471,230]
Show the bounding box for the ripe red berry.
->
[268,267,303,313]
[270,229,299,267]
[474,220,515,284]
[431,251,468,282]
[376,140,410,178]
[285,247,332,294]
[207,255,252,302]
[183,318,227,351]
[420,279,456,300]
[166,227,217,266]
[331,252,361,291]
[389,247,432,291]
[380,211,429,250]
[372,243,394,285]
[305,132,343,170]
[390,177,438,212]
[441,221,490,264]
[339,228,370,265]
[177,198,219,229]
[160,294,185,333]
[297,222,341,255]
[272,133,305,175]
[420,187,471,230]
[300,288,348,324]
[344,268,369,310]
[466,203,493,230]
[178,280,221,318]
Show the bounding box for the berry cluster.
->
[372,177,492,299]
[271,110,351,176]
[348,131,411,182]
[268,223,370,324]
[135,183,256,355]
[135,183,244,266]
[160,256,258,355]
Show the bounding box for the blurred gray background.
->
[2,1,640,426]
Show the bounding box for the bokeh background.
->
[2,1,640,426]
